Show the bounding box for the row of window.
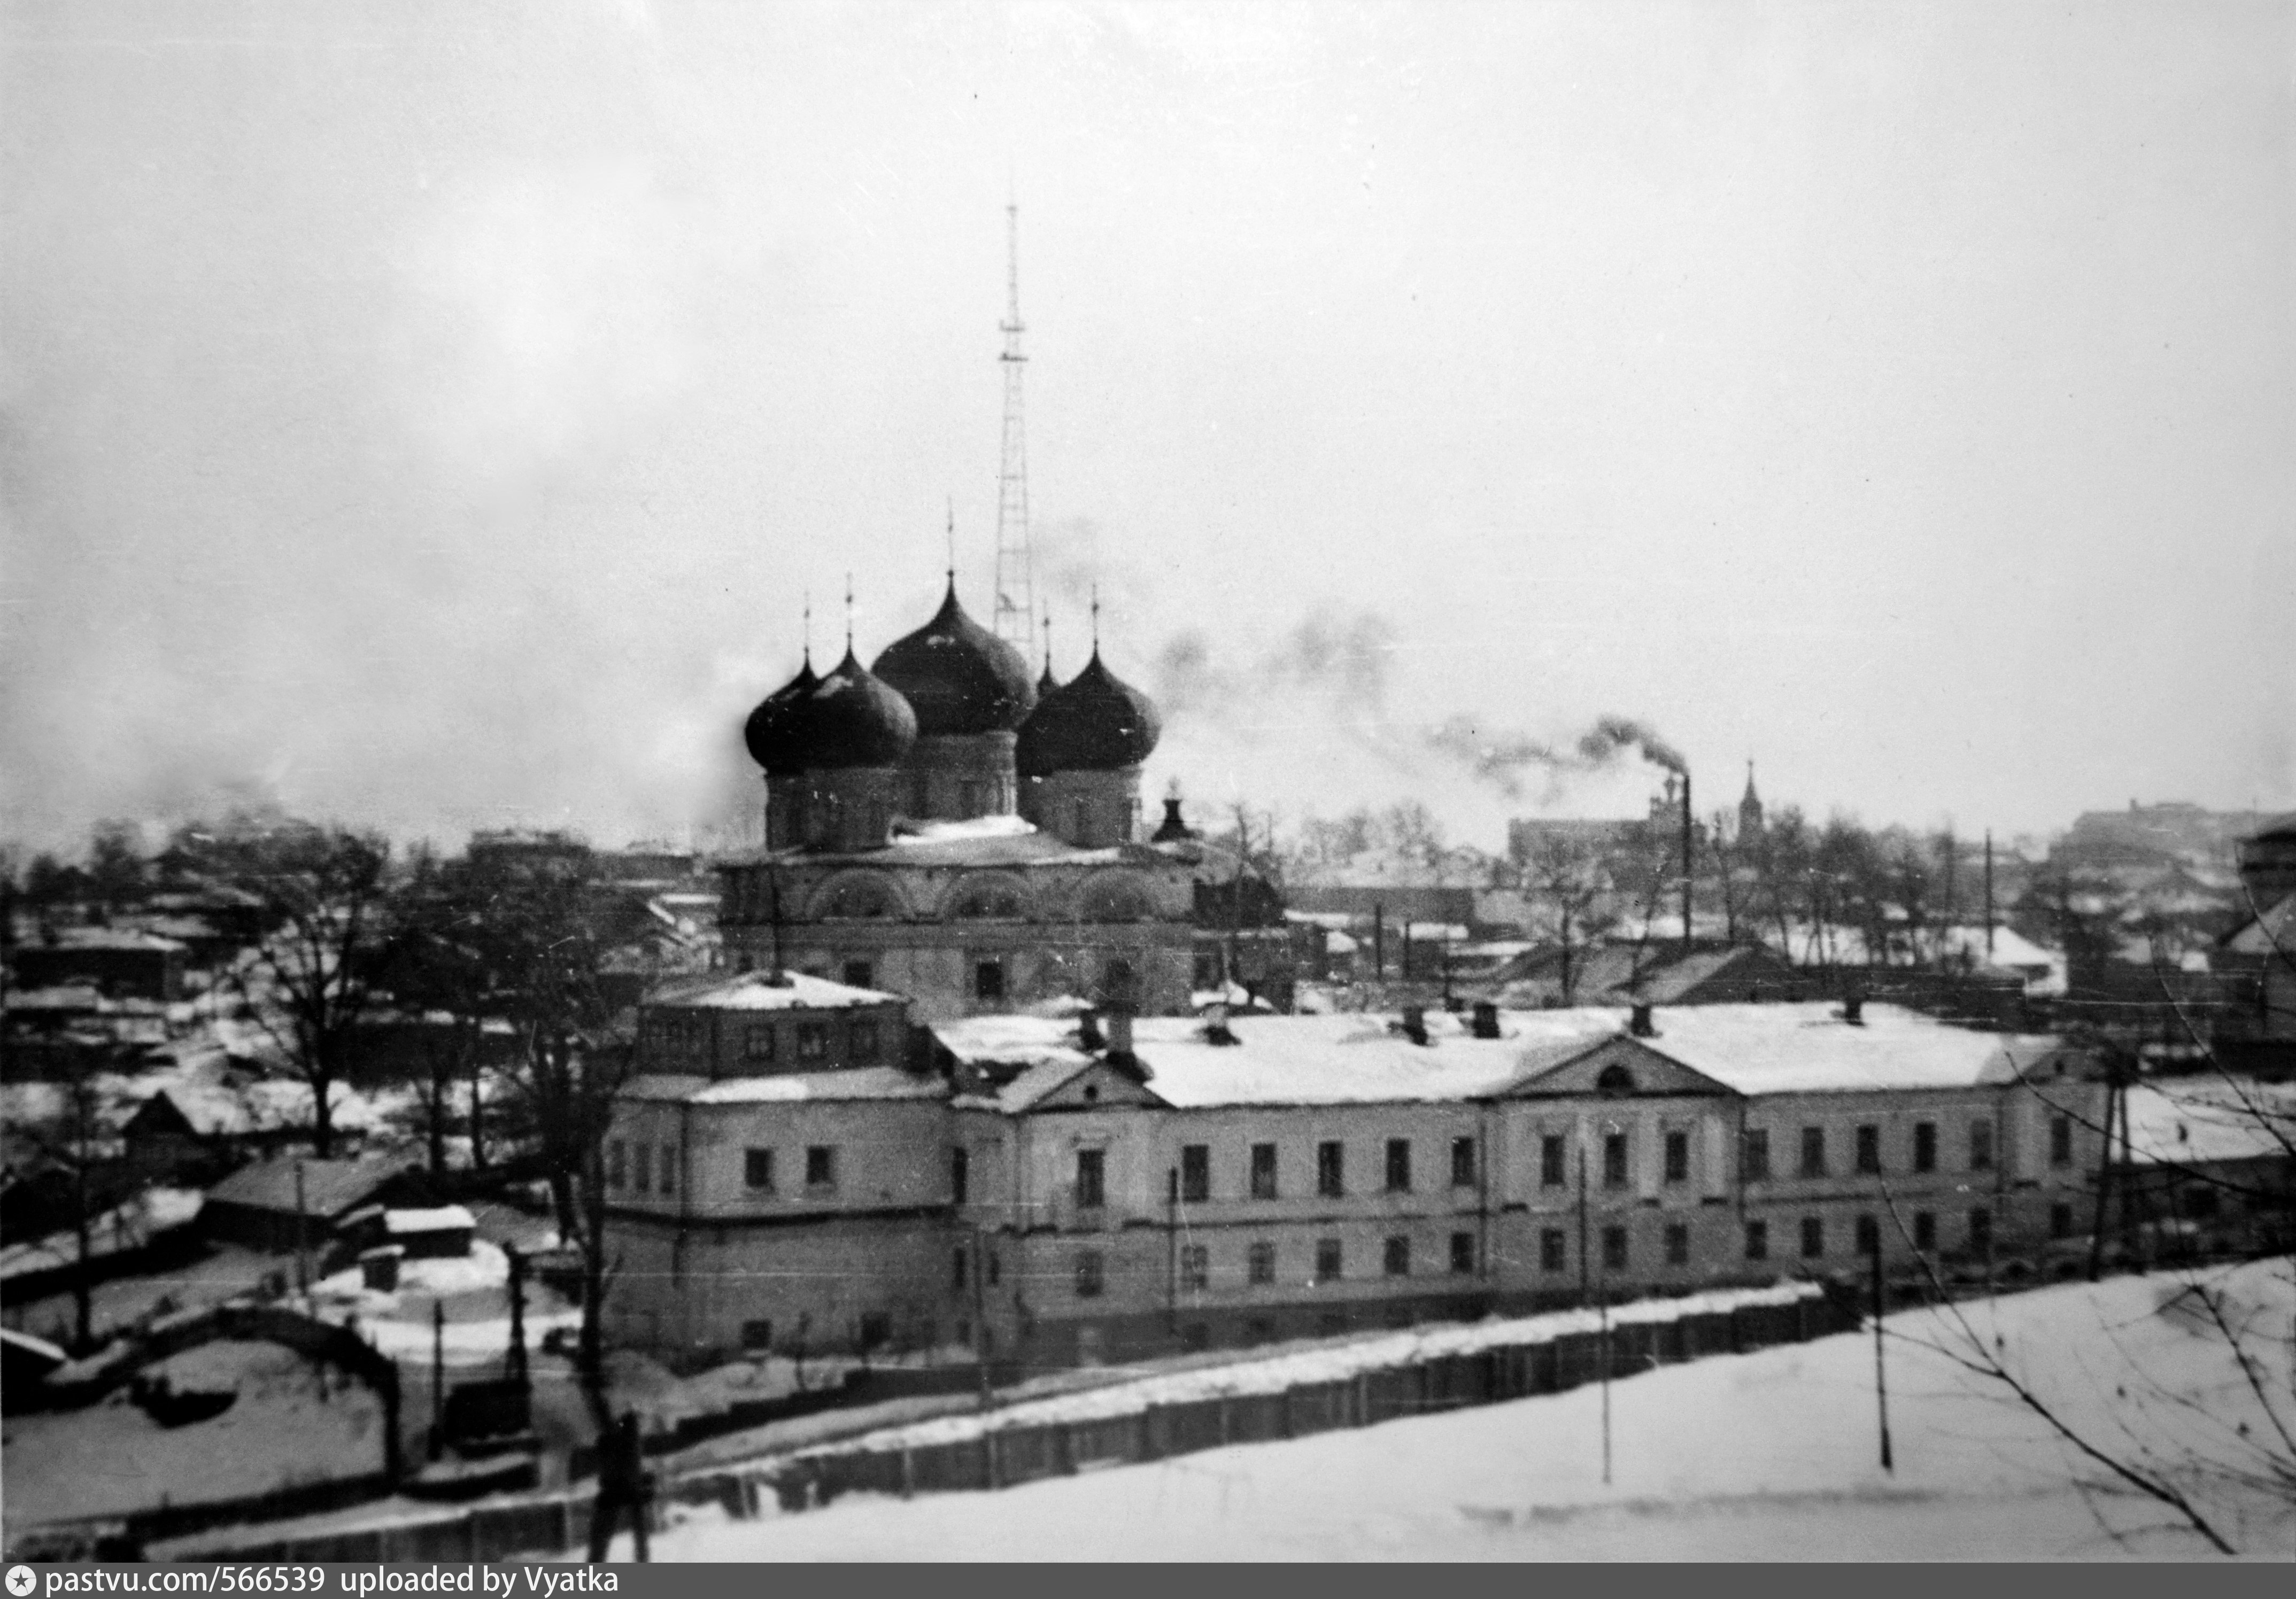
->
[606,1139,680,1196]
[1079,1202,2082,1298]
[1080,1232,1481,1297]
[1532,1115,2071,1189]
[1140,1137,1481,1208]
[639,1011,882,1066]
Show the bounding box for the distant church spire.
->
[1739,759,1765,839]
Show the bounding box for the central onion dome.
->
[742,657,819,775]
[746,648,916,771]
[870,580,1037,736]
[1016,649,1162,775]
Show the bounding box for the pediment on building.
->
[1008,1057,1170,1114]
[1501,1035,1740,1100]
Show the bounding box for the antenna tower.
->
[991,203,1035,650]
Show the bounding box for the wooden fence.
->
[155,1289,1846,1564]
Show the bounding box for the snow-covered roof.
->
[936,1002,2076,1112]
[1625,1004,2070,1095]
[384,1205,475,1234]
[938,1008,1628,1111]
[2120,1082,2296,1168]
[643,971,901,1011]
[731,814,1180,872]
[619,1068,947,1106]
[27,928,188,953]
[2220,894,2296,957]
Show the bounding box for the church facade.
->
[718,579,1206,1022]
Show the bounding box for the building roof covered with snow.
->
[619,1067,948,1106]
[643,970,901,1012]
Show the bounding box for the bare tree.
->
[208,823,395,1158]
[1522,832,1616,1006]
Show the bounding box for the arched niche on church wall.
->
[1068,870,1157,925]
[942,871,1034,921]
[807,869,911,922]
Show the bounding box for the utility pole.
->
[1983,830,1996,961]
[430,1299,446,1458]
[1576,1145,1591,1308]
[972,1222,992,1411]
[991,200,1035,650]
[293,1158,312,1294]
[1870,1240,1893,1471]
[1680,769,1695,949]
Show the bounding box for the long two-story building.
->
[601,981,2108,1374]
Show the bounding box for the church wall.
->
[1025,768,1143,848]
[902,732,1018,821]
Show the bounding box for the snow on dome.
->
[743,656,820,774]
[871,580,1038,737]
[789,648,917,770]
[1015,650,1162,775]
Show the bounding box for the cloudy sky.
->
[3,0,2290,856]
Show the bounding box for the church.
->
[718,580,1208,1022]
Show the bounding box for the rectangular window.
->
[1248,1240,1277,1285]
[1315,1237,1343,1282]
[851,1020,879,1061]
[1743,1129,1771,1182]
[1382,1235,1411,1277]
[633,1143,652,1195]
[744,1148,775,1192]
[1317,1140,1346,1198]
[1799,1216,1823,1258]
[658,1144,678,1196]
[1664,1130,1689,1184]
[1180,1144,1210,1203]
[951,1146,969,1205]
[744,1025,775,1062]
[1664,1222,1689,1266]
[1075,1148,1106,1210]
[1799,1127,1826,1177]
[1450,1231,1476,1275]
[1913,1122,1937,1173]
[1540,1228,1568,1272]
[1602,1225,1628,1270]
[953,1247,968,1290]
[1603,1132,1629,1189]
[1856,1124,1881,1175]
[1744,1220,1769,1261]
[2050,1202,2074,1239]
[607,1140,627,1190]
[805,1145,836,1190]
[2050,1115,2073,1168]
[741,1319,773,1352]
[1856,1214,1879,1256]
[974,960,1006,1002]
[1913,1212,1936,1252]
[1968,1120,1994,1172]
[1250,1143,1278,1200]
[796,1022,828,1061]
[1450,1136,1477,1187]
[842,960,873,991]
[1541,1134,1568,1188]
[1180,1244,1209,1292]
[1074,1251,1104,1298]
[1967,1206,1992,1253]
[1385,1138,1413,1194]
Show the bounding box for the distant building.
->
[11,928,186,1003]
[201,1154,424,1253]
[2235,812,2296,910]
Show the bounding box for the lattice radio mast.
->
[991,203,1035,650]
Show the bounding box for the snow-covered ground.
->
[299,1240,582,1363]
[2,1340,390,1530]
[629,1263,2296,1562]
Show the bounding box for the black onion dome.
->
[870,580,1038,737]
[1037,660,1059,697]
[1015,650,1162,775]
[796,648,917,769]
[743,657,820,774]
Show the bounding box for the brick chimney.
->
[1471,1000,1501,1040]
[1401,1005,1429,1046]
[1105,1010,1135,1061]
[1629,1002,1656,1038]
[1841,996,1865,1027]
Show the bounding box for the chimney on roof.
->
[1202,1002,1239,1046]
[1629,1002,1656,1038]
[1842,995,1865,1026]
[1151,781,1194,844]
[1078,1008,1105,1051]
[1401,1004,1429,1046]
[1105,1008,1135,1063]
[1471,1000,1501,1041]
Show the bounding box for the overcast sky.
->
[3,0,2290,857]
